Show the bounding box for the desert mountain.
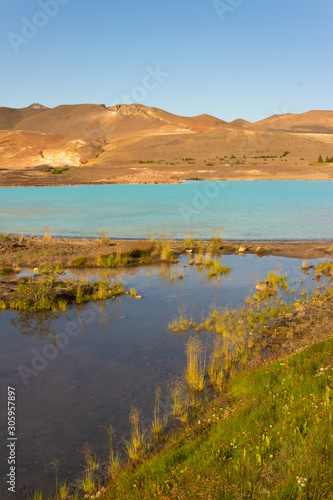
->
[0,103,332,186]
[230,119,252,127]
[251,110,333,134]
[0,103,49,130]
[0,103,234,139]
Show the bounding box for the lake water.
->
[0,253,328,498]
[1,181,333,239]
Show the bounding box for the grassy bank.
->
[27,263,333,500]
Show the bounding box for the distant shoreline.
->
[1,177,333,188]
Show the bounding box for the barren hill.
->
[0,103,332,186]
[0,103,233,139]
[0,103,49,130]
[251,110,333,134]
[230,118,252,127]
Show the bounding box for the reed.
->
[207,336,225,393]
[161,240,172,261]
[210,227,224,250]
[28,490,43,500]
[125,406,146,462]
[78,473,95,494]
[151,387,163,440]
[106,425,121,478]
[185,337,206,391]
[59,482,69,500]
[57,299,67,312]
[170,381,189,422]
[43,225,52,241]
[168,306,196,332]
[98,229,110,246]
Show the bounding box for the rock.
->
[33,268,39,273]
[135,295,143,299]
[238,245,248,253]
[186,249,193,253]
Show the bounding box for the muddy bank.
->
[0,236,332,272]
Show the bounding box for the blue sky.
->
[0,0,332,122]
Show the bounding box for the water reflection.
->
[0,254,329,498]
[10,310,67,340]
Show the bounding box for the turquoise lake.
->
[0,181,333,239]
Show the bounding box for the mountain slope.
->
[251,110,333,134]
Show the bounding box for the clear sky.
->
[1,0,332,122]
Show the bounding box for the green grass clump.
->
[316,261,333,277]
[0,265,15,276]
[160,241,172,261]
[10,277,57,311]
[210,227,224,250]
[6,276,124,311]
[169,306,196,332]
[70,256,87,268]
[51,167,69,175]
